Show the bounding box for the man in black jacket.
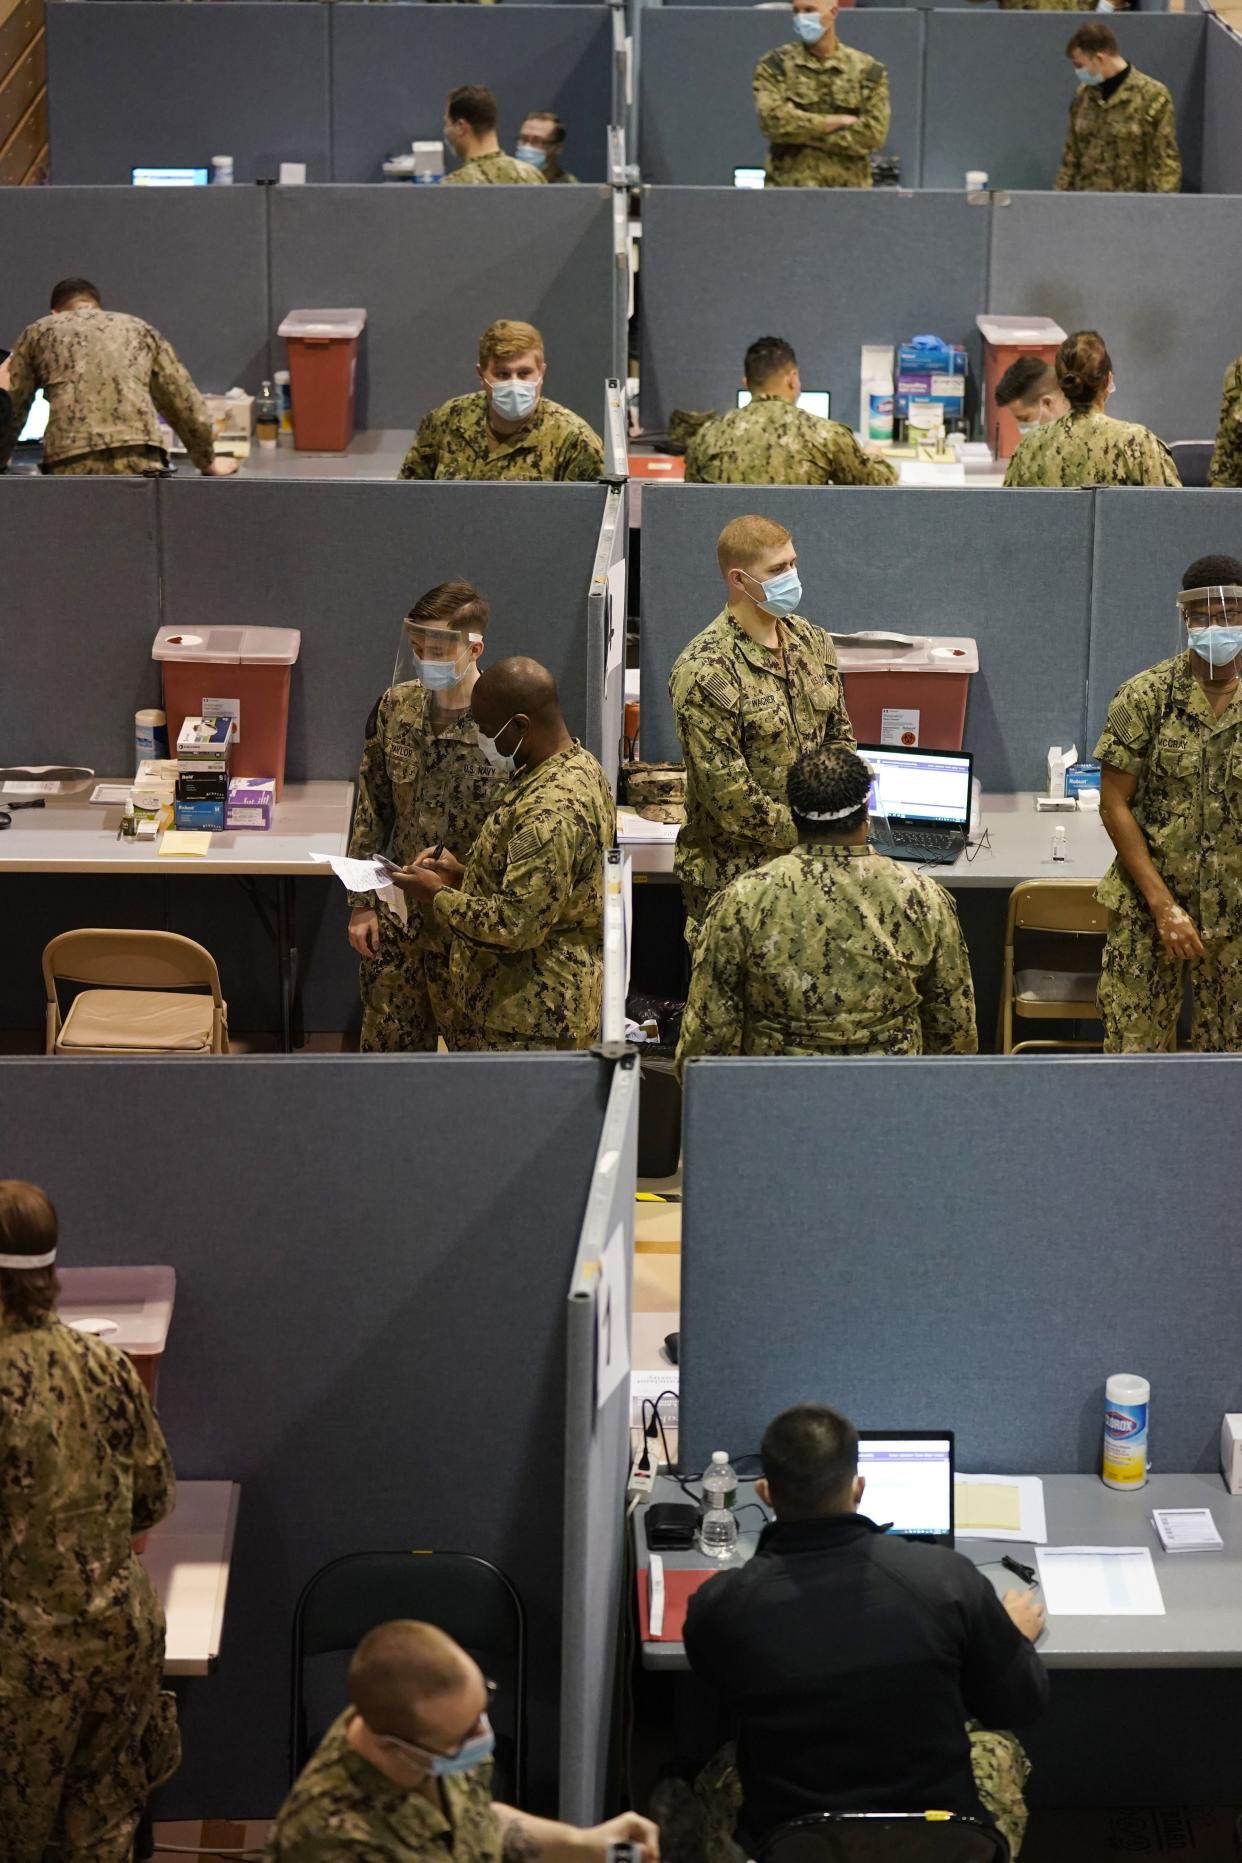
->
[683,1404,1048,1856]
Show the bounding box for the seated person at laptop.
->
[683,1404,1048,1859]
[0,277,237,478]
[676,745,978,1060]
[685,337,895,486]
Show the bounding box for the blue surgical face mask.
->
[793,11,825,42]
[1188,626,1242,668]
[742,566,803,618]
[429,1722,495,1777]
[416,655,466,691]
[1076,64,1103,86]
[515,143,547,169]
[488,378,541,423]
[478,717,525,776]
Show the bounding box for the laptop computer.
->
[14,387,49,456]
[738,388,831,421]
[733,166,766,189]
[132,166,210,187]
[858,744,972,866]
[858,1430,955,1546]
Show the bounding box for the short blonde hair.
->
[716,515,792,579]
[479,320,544,370]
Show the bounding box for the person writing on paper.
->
[0,1180,181,1862]
[347,581,507,1051]
[682,1405,1048,1860]
[684,337,896,487]
[1003,331,1180,488]
[669,514,855,947]
[268,1620,660,1863]
[753,0,890,189]
[0,276,238,478]
[389,657,615,1050]
[399,320,603,483]
[1095,555,1242,1051]
[676,746,977,1061]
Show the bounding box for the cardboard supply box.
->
[1023,1808,1242,1862]
[226,777,276,830]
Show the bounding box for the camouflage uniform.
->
[1055,66,1181,193]
[1208,356,1242,489]
[753,41,890,189]
[542,162,578,184]
[0,305,216,474]
[0,1315,180,1863]
[684,394,897,487]
[1094,652,1242,1051]
[676,843,977,1060]
[1003,409,1180,488]
[443,152,545,186]
[968,0,1092,10]
[398,391,603,483]
[693,1732,1031,1863]
[433,741,616,1050]
[669,608,855,936]
[348,681,506,1051]
[267,1709,503,1862]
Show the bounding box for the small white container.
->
[965,169,989,192]
[134,708,168,769]
[211,155,234,186]
[1103,1373,1150,1490]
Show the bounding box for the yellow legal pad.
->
[954,1481,1023,1534]
[159,831,212,858]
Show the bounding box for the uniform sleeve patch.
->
[700,670,738,712]
[508,823,550,866]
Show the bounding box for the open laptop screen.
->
[858,1432,955,1543]
[858,745,972,829]
[132,166,210,187]
[737,388,830,421]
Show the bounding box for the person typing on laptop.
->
[682,1405,1048,1858]
[676,745,978,1060]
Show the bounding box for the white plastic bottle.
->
[866,373,894,445]
[699,1450,739,1557]
[1102,1373,1150,1489]
[134,708,168,768]
[211,155,234,186]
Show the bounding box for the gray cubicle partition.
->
[1202,15,1242,194]
[637,485,1093,793]
[987,193,1242,444]
[639,189,988,432]
[1085,487,1242,749]
[921,12,1205,193]
[46,3,332,184]
[330,6,611,184]
[637,9,922,186]
[0,186,271,396]
[560,1053,638,1823]
[0,1052,610,1813]
[589,484,629,796]
[268,185,613,432]
[678,1054,1242,1475]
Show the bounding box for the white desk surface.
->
[621,793,1114,891]
[142,1479,240,1676]
[236,429,411,480]
[635,1474,1242,1671]
[0,781,355,876]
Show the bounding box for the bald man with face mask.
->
[392,657,615,1051]
[753,0,891,188]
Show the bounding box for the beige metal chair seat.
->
[1013,966,1101,1008]
[43,929,229,1056]
[998,880,1108,1054]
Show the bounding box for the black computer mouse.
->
[664,1330,680,1365]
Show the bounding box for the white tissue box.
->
[1222,1414,1242,1495]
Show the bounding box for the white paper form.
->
[955,1475,1048,1544]
[1035,1546,1165,1616]
[313,854,408,925]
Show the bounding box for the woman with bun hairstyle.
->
[1004,330,1180,487]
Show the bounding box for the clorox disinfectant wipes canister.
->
[1102,1373,1150,1489]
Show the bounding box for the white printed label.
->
[1,781,60,796]
[203,697,241,744]
[881,708,920,748]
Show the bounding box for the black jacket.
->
[683,1513,1049,1843]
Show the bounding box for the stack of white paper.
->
[1035,1546,1165,1616]
[1151,1508,1224,1553]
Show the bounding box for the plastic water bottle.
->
[699,1451,739,1558]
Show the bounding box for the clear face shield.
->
[1176,584,1242,675]
[391,618,483,699]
